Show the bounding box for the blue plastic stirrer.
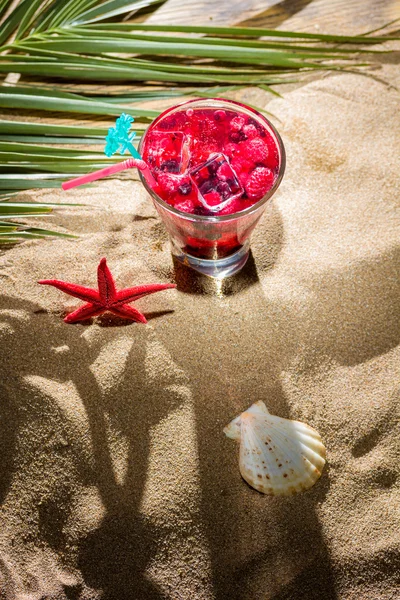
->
[104,113,142,160]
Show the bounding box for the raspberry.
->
[231,156,253,176]
[218,197,253,216]
[229,131,246,143]
[216,161,233,181]
[246,117,265,135]
[218,199,241,216]
[199,180,214,196]
[190,141,219,166]
[214,110,226,121]
[224,143,240,158]
[202,191,221,207]
[178,181,192,196]
[236,171,249,188]
[156,172,185,197]
[240,137,269,164]
[174,198,195,213]
[207,160,220,176]
[160,159,180,173]
[242,124,259,139]
[216,181,231,200]
[244,167,274,200]
[230,116,245,131]
[265,133,279,170]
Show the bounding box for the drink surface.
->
[142,107,280,217]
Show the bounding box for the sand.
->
[1,11,400,600]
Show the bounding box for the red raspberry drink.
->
[139,99,285,278]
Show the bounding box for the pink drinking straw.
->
[61,158,157,191]
[62,113,158,191]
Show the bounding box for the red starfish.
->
[39,257,176,324]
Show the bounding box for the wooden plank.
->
[146,0,268,26]
[148,0,400,34]
[241,0,400,35]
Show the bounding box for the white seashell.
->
[224,401,326,495]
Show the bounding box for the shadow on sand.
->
[2,217,398,599]
[0,297,180,599]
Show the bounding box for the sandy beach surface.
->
[1,3,400,599]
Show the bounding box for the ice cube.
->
[145,130,190,174]
[189,153,243,213]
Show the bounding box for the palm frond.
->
[0,198,81,242]
[87,22,399,44]
[71,0,164,25]
[15,0,50,40]
[0,84,158,117]
[0,0,13,21]
[0,119,108,137]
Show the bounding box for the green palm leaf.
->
[89,22,399,44]
[0,199,81,242]
[0,85,158,117]
[0,119,108,137]
[0,0,13,20]
[71,0,164,25]
[15,0,50,40]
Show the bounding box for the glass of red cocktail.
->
[138,98,285,279]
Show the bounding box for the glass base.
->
[171,240,250,279]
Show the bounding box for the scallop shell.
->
[224,401,326,495]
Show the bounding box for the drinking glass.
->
[138,98,285,279]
